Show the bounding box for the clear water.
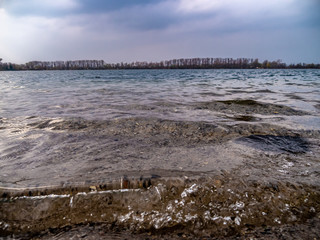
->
[0,69,320,188]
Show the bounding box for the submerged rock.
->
[236,135,309,153]
[194,99,309,116]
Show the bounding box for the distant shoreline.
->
[1,57,319,71]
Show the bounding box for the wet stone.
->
[1,176,319,239]
[228,115,261,122]
[193,99,309,116]
[236,135,309,154]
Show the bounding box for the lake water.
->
[1,69,320,238]
[1,69,320,127]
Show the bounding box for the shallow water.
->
[1,69,319,186]
[0,69,320,238]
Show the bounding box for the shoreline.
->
[1,173,320,238]
[1,114,320,238]
[1,58,319,71]
[1,67,320,72]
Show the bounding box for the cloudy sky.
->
[0,0,319,64]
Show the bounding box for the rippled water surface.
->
[1,69,320,238]
[0,69,320,186]
[1,69,320,126]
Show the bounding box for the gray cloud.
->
[76,0,163,14]
[0,0,319,63]
[106,2,180,31]
[1,0,79,16]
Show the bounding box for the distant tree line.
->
[0,58,319,71]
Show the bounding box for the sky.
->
[0,0,320,64]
